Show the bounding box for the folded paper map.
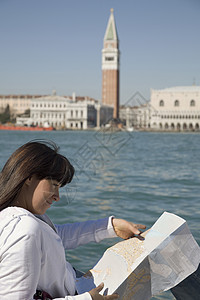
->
[76,212,200,299]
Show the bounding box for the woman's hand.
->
[89,283,119,300]
[112,218,146,240]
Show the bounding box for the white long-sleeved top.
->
[0,207,117,300]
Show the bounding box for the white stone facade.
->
[30,94,68,128]
[120,104,151,129]
[65,102,96,130]
[150,86,200,131]
[29,94,98,129]
[15,92,112,130]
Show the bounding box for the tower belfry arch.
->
[102,8,120,119]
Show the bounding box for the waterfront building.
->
[120,104,151,130]
[65,101,97,130]
[16,91,113,129]
[29,92,70,129]
[30,92,98,129]
[0,94,41,116]
[150,86,200,131]
[102,8,120,119]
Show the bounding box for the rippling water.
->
[0,130,199,300]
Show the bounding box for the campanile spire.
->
[102,8,120,119]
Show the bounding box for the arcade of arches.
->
[154,122,200,131]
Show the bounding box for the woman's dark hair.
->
[0,140,74,211]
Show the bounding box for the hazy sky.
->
[0,0,200,103]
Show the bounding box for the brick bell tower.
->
[102,8,120,119]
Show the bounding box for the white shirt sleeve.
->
[55,216,117,249]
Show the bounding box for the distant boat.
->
[0,124,54,131]
[126,127,134,132]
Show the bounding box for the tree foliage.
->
[0,105,11,124]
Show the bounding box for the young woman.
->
[0,141,146,300]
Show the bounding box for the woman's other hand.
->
[112,218,146,240]
[89,283,119,300]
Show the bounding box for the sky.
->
[0,0,200,104]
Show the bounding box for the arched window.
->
[174,100,179,107]
[190,100,195,107]
[159,100,164,107]
[189,123,193,130]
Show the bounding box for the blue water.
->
[0,130,200,299]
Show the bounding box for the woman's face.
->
[27,176,61,215]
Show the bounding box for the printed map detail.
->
[110,237,145,273]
